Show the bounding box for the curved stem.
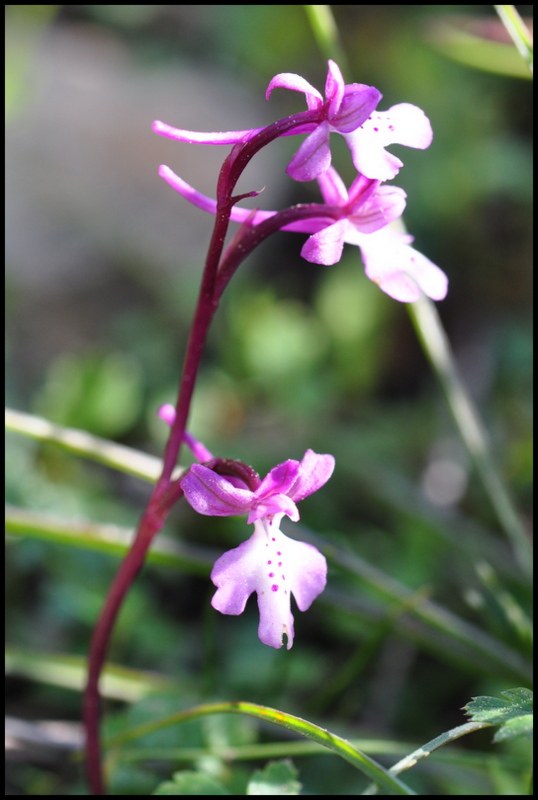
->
[215,203,340,300]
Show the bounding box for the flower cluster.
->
[154,60,447,302]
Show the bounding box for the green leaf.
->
[152,770,230,795]
[247,759,301,795]
[464,688,533,742]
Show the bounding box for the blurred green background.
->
[5,5,532,795]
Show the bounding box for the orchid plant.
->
[83,58,448,794]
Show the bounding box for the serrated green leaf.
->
[464,688,533,742]
[247,759,301,795]
[493,714,533,743]
[152,770,230,795]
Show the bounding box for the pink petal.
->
[278,531,327,611]
[181,464,253,516]
[347,173,379,204]
[316,166,349,206]
[248,494,299,524]
[210,537,261,615]
[380,103,433,149]
[369,271,422,303]
[266,72,323,110]
[347,129,404,181]
[300,220,347,265]
[397,247,448,301]
[325,60,345,117]
[288,450,336,502]
[183,432,214,463]
[211,517,327,649]
[330,85,382,133]
[256,460,301,498]
[158,403,176,426]
[286,122,332,182]
[358,228,448,302]
[347,185,407,235]
[153,119,260,144]
[158,166,218,214]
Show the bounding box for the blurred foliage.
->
[5,4,532,796]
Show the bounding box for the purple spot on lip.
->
[271,584,279,592]
[268,572,274,578]
[267,560,272,565]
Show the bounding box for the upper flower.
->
[153,60,432,184]
[180,449,334,649]
[153,60,381,182]
[266,60,381,181]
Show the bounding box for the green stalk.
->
[494,5,533,75]
[408,295,531,575]
[303,5,349,76]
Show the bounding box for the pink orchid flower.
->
[153,61,432,183]
[265,59,381,181]
[153,60,381,182]
[158,408,334,650]
[307,168,447,301]
[181,450,334,650]
[156,164,446,302]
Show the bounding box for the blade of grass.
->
[494,5,533,75]
[5,645,178,702]
[303,5,349,76]
[5,504,213,576]
[408,295,532,576]
[5,408,183,483]
[107,701,416,794]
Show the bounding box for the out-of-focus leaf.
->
[247,759,302,795]
[152,770,230,795]
[464,688,533,742]
[427,15,533,78]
